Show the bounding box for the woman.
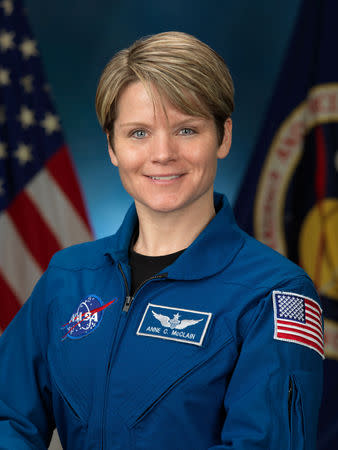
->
[0,31,323,449]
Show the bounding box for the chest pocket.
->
[118,316,236,429]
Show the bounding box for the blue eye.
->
[131,130,147,139]
[179,128,195,135]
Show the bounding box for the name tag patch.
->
[137,303,212,346]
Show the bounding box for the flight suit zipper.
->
[101,263,167,449]
[122,269,168,312]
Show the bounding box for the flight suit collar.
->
[106,192,244,280]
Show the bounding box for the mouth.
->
[148,175,182,181]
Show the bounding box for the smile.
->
[148,175,182,180]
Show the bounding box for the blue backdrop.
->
[25,0,302,238]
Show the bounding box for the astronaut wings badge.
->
[152,311,203,330]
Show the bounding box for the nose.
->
[150,133,177,163]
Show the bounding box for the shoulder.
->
[228,229,313,291]
[48,235,115,272]
[217,229,320,332]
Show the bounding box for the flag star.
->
[0,67,10,85]
[14,143,33,165]
[0,141,7,158]
[20,74,34,93]
[0,0,13,16]
[41,112,60,135]
[0,106,6,124]
[19,38,38,59]
[18,105,35,129]
[0,178,5,195]
[0,30,15,51]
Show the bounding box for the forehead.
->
[115,81,208,125]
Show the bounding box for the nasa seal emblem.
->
[62,295,116,340]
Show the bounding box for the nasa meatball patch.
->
[62,295,116,340]
[137,303,212,346]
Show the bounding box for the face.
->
[109,81,232,217]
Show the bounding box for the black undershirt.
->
[128,202,221,295]
[128,234,184,295]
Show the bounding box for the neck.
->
[133,192,216,256]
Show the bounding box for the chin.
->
[148,202,182,214]
[139,195,186,214]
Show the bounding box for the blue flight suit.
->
[0,193,323,449]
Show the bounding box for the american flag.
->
[0,0,93,334]
[272,290,324,358]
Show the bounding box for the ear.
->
[217,118,232,159]
[106,133,118,167]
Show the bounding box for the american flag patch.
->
[272,291,324,359]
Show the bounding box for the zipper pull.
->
[123,295,134,312]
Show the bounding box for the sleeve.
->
[208,276,323,450]
[0,270,54,449]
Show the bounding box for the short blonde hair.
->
[95,31,234,146]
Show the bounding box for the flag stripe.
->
[306,300,321,312]
[306,305,321,320]
[305,297,322,313]
[277,329,323,347]
[7,190,61,270]
[277,313,323,335]
[306,301,321,314]
[0,213,43,302]
[26,169,93,248]
[46,146,92,230]
[306,315,323,333]
[278,318,323,337]
[0,273,21,330]
[277,332,324,356]
[306,311,321,326]
[277,324,323,346]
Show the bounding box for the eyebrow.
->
[119,122,150,128]
[118,118,207,128]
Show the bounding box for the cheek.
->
[114,148,142,172]
[189,147,218,171]
[116,155,145,187]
